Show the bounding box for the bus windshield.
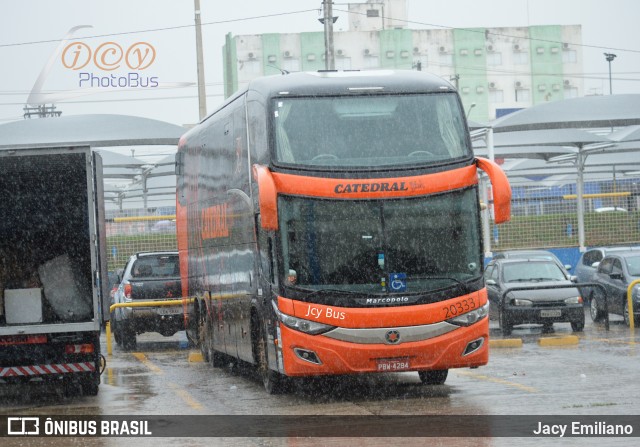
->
[278,188,482,295]
[272,93,471,168]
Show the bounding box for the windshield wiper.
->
[411,275,471,294]
[294,287,376,299]
[528,277,562,282]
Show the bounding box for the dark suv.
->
[111,251,182,350]
[589,251,640,326]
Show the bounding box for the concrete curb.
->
[188,351,204,362]
[538,335,580,346]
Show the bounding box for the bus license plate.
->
[377,358,410,372]
[540,309,561,318]
[157,307,182,315]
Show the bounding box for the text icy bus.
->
[176,70,511,393]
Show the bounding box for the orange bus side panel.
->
[279,318,489,376]
[277,289,488,329]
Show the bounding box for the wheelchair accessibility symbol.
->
[389,273,406,292]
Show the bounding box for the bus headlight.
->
[272,301,335,335]
[447,302,489,327]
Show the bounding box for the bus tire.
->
[255,319,286,394]
[199,307,210,363]
[419,370,448,385]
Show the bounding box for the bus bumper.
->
[277,318,488,377]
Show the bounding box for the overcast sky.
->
[2,0,639,130]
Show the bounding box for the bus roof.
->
[245,70,455,99]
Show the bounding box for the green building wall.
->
[453,28,489,122]
[300,32,325,71]
[379,29,413,69]
[529,26,564,104]
[262,33,281,76]
[223,33,238,99]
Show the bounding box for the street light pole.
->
[194,0,207,120]
[604,53,616,95]
[322,0,335,70]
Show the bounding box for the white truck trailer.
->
[0,145,109,395]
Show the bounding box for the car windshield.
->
[132,255,179,278]
[625,255,640,276]
[278,188,482,296]
[271,93,470,168]
[502,261,566,283]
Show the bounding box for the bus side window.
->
[257,216,276,285]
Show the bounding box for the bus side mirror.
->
[475,157,512,224]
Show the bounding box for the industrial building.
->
[222,0,584,121]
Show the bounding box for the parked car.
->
[589,251,640,326]
[106,270,122,299]
[574,246,640,286]
[484,258,584,335]
[111,251,182,350]
[492,249,572,273]
[594,207,627,213]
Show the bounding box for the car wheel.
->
[623,300,634,327]
[498,308,512,336]
[571,321,584,332]
[419,370,448,385]
[111,318,122,346]
[590,293,604,322]
[121,326,137,351]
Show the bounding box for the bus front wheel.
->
[255,320,286,394]
[418,370,448,385]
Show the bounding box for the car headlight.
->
[447,302,489,326]
[271,301,335,335]
[512,298,533,306]
[564,296,583,305]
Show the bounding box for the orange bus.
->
[176,70,511,393]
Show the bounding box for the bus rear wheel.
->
[418,370,448,385]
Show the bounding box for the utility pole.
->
[604,53,616,95]
[322,1,335,70]
[194,0,207,120]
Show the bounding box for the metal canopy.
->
[0,114,184,149]
[0,114,184,210]
[471,95,640,254]
[491,94,640,132]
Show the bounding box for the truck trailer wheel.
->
[81,374,100,396]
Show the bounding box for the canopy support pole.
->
[576,150,586,252]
